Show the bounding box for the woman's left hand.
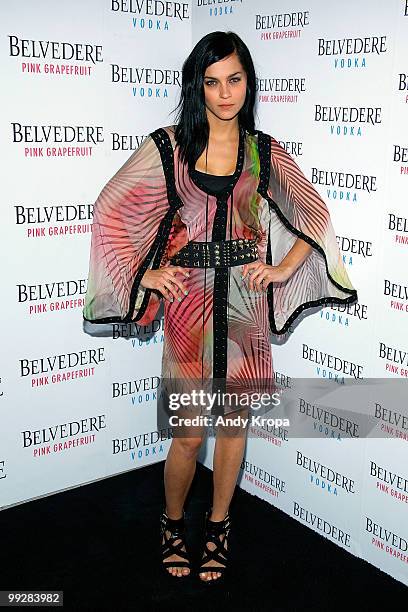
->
[241,260,293,291]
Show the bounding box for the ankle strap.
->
[161,509,185,528]
[206,510,231,533]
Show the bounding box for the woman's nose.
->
[219,83,232,98]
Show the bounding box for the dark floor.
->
[0,460,406,611]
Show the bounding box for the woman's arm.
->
[277,237,313,277]
[242,237,312,289]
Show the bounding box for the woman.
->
[83,31,357,584]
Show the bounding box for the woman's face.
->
[203,52,247,122]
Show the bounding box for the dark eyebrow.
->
[204,71,242,80]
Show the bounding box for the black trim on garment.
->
[210,127,246,403]
[83,128,182,324]
[212,194,230,382]
[255,130,358,336]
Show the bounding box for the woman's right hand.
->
[140,266,190,302]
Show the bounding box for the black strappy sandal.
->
[160,506,191,578]
[198,507,231,584]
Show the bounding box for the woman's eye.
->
[205,78,241,86]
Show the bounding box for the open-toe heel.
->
[160,506,191,578]
[198,507,231,585]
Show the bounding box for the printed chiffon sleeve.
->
[260,133,358,335]
[83,134,171,325]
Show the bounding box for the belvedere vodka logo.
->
[14,203,93,239]
[378,342,408,377]
[311,167,377,203]
[19,348,106,388]
[278,139,303,157]
[275,370,292,391]
[112,319,164,348]
[112,427,172,462]
[111,0,190,31]
[336,234,373,266]
[249,370,291,444]
[387,213,408,246]
[240,459,286,499]
[370,461,408,501]
[298,394,360,440]
[11,122,104,158]
[302,343,364,382]
[293,501,351,547]
[197,0,243,18]
[111,63,181,99]
[21,415,106,457]
[112,132,148,151]
[255,9,310,40]
[314,105,382,137]
[8,35,103,78]
[17,279,87,315]
[296,450,356,495]
[392,144,408,176]
[319,301,368,330]
[256,76,306,104]
[112,376,160,405]
[317,35,387,69]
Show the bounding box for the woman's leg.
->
[163,433,205,576]
[199,413,248,581]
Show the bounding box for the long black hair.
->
[172,31,257,172]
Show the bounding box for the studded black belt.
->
[169,238,258,268]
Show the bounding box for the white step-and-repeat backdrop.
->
[1,0,407,588]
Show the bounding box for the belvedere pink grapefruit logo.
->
[8,35,103,78]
